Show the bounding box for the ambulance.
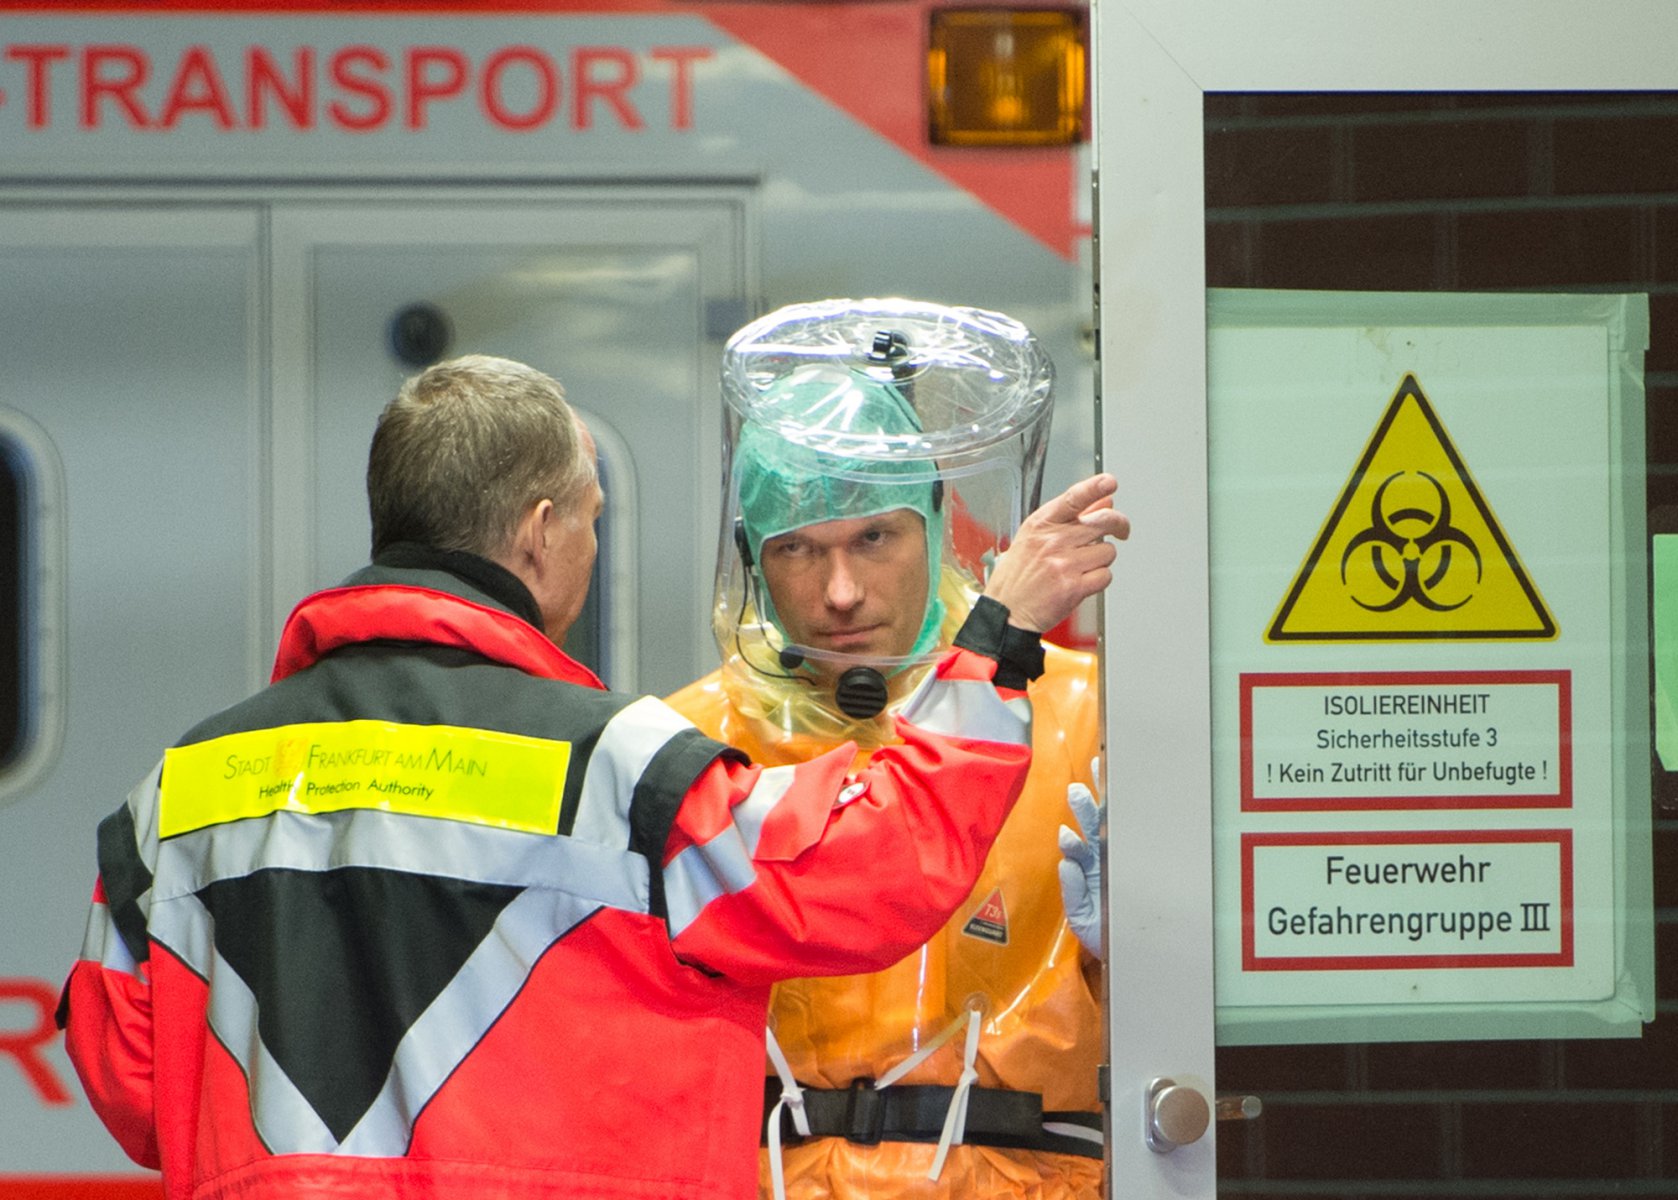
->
[0,2,1092,1190]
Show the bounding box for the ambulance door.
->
[1095,4,1672,1199]
[270,191,750,696]
[0,203,265,1174]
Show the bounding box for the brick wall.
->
[1206,92,1677,1199]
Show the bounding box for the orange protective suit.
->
[666,638,1104,1200]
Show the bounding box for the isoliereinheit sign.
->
[1208,289,1650,1040]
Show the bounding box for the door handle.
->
[1144,1077,1210,1153]
[1143,1078,1264,1153]
[1216,1093,1263,1122]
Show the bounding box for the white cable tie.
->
[765,1025,810,1137]
[872,1009,970,1091]
[764,1025,806,1200]
[1042,1120,1104,1145]
[767,1093,790,1200]
[927,1009,983,1180]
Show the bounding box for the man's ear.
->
[506,498,555,575]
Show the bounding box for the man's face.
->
[758,507,930,666]
[538,424,603,647]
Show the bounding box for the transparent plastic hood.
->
[710,297,1055,738]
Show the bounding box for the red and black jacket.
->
[60,549,1037,1200]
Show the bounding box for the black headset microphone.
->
[730,520,808,679]
[732,519,889,718]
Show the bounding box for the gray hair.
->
[367,354,594,558]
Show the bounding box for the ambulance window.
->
[561,411,637,688]
[0,412,64,804]
[0,441,21,765]
[559,450,608,674]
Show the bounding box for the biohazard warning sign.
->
[962,887,1009,944]
[1209,294,1640,1033]
[1268,375,1556,642]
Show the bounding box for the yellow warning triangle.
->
[1267,375,1556,642]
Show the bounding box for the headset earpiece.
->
[732,518,804,681]
[733,518,754,568]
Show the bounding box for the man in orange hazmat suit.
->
[666,299,1112,1200]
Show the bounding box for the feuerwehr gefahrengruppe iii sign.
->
[1206,289,1653,1045]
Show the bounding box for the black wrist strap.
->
[953,596,1046,690]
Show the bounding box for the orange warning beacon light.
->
[927,7,1088,147]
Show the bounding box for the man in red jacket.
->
[58,353,1128,1200]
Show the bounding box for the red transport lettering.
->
[2,40,709,134]
[406,45,469,129]
[0,977,72,1106]
[651,46,709,130]
[5,44,69,128]
[159,44,237,130]
[481,45,559,131]
[82,44,150,129]
[248,46,313,130]
[573,46,640,130]
[328,45,391,130]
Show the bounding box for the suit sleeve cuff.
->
[953,596,1046,690]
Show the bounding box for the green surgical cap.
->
[734,366,946,658]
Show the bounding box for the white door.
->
[1094,3,1677,1197]
[0,203,266,1173]
[0,188,750,1176]
[269,190,751,696]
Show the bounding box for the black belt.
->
[762,1078,1103,1160]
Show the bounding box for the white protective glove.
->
[1057,779,1104,958]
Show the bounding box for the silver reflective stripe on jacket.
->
[898,672,1031,746]
[663,764,798,939]
[117,699,705,1158]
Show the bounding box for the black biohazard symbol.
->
[1267,374,1558,642]
[1340,470,1483,612]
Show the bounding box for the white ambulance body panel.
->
[0,6,1090,1185]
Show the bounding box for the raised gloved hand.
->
[1057,779,1104,958]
